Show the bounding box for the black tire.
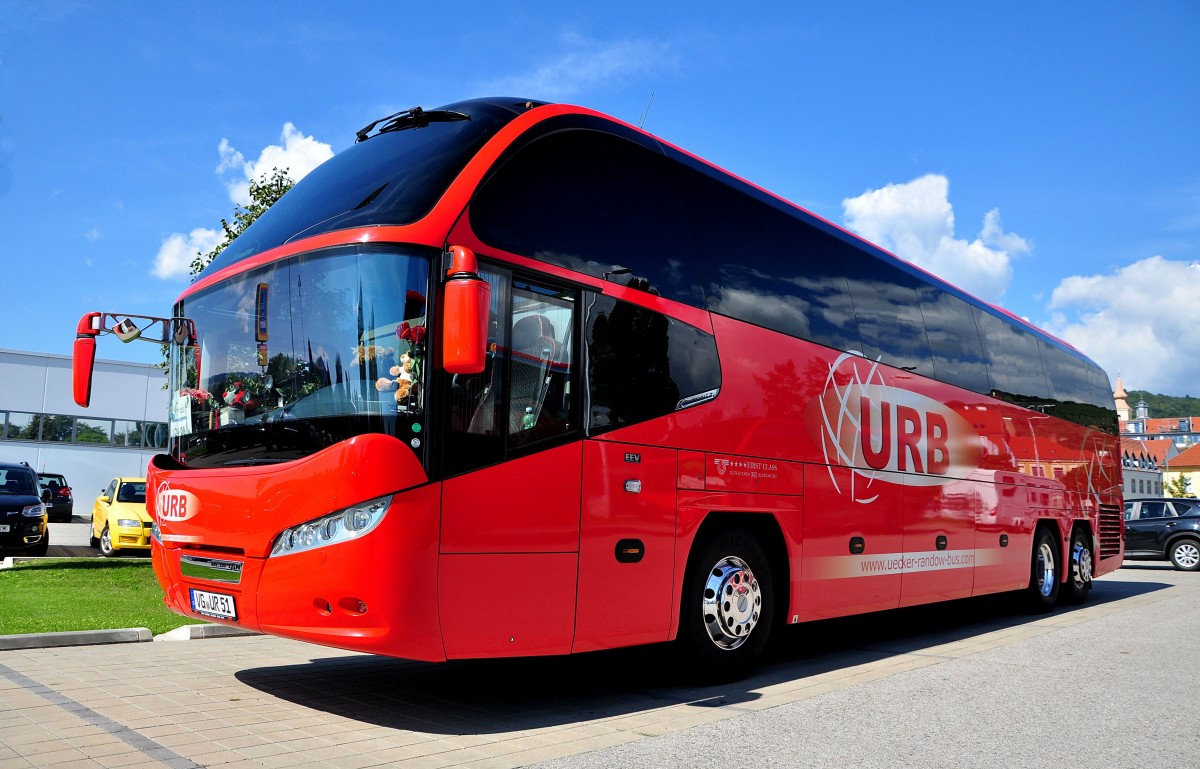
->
[678,528,775,682]
[1060,527,1093,605]
[25,535,49,557]
[1026,526,1060,612]
[99,525,117,557]
[1168,539,1200,571]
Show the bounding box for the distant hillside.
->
[1126,390,1200,419]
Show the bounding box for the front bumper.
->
[111,522,153,551]
[0,521,47,551]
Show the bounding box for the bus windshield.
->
[168,245,433,469]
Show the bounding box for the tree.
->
[190,167,295,278]
[1166,475,1192,498]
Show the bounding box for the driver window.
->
[442,269,578,477]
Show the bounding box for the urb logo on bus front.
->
[155,481,201,522]
[811,352,983,504]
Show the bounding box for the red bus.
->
[74,98,1123,676]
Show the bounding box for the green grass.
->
[0,559,195,636]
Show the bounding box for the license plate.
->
[189,589,238,620]
[0,524,9,533]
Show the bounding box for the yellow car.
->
[91,477,151,557]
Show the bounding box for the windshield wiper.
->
[355,106,470,143]
[221,457,291,467]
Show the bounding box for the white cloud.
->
[151,228,222,281]
[480,36,674,101]
[841,174,1030,303]
[1044,256,1200,395]
[217,123,334,206]
[84,227,100,242]
[153,124,334,282]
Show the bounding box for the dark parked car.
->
[1124,497,1200,571]
[0,462,49,557]
[37,472,74,522]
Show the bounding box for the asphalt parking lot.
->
[1,563,1195,769]
[43,516,102,558]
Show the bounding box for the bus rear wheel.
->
[679,528,775,681]
[1060,527,1093,605]
[1026,526,1060,611]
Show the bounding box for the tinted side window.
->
[1174,500,1200,517]
[586,294,721,434]
[973,307,1052,402]
[1040,340,1094,406]
[1037,339,1120,432]
[847,262,934,378]
[1139,501,1171,519]
[916,286,990,393]
[470,129,704,306]
[674,162,862,354]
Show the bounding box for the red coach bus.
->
[73,98,1122,677]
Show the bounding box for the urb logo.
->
[155,482,200,522]
[813,352,982,504]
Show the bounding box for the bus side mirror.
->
[73,312,101,407]
[441,246,491,375]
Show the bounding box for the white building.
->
[0,348,169,507]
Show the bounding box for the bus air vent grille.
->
[1097,504,1123,559]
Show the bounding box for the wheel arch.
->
[678,510,791,633]
[1164,531,1200,557]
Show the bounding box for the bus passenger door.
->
[439,446,582,659]
[437,267,584,658]
[574,441,677,652]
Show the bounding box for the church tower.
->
[1114,373,1131,422]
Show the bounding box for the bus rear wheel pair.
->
[1027,525,1093,610]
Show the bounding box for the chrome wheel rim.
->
[700,555,762,651]
[1036,540,1056,597]
[1071,540,1093,589]
[1174,542,1200,569]
[100,528,112,554]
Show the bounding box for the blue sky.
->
[2,1,1198,394]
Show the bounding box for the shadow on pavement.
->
[234,577,1171,735]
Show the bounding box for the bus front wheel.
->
[679,528,775,681]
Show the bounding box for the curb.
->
[0,624,259,651]
[153,624,259,642]
[0,628,153,650]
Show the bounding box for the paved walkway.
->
[0,567,1190,768]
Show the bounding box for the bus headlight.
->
[270,495,392,558]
